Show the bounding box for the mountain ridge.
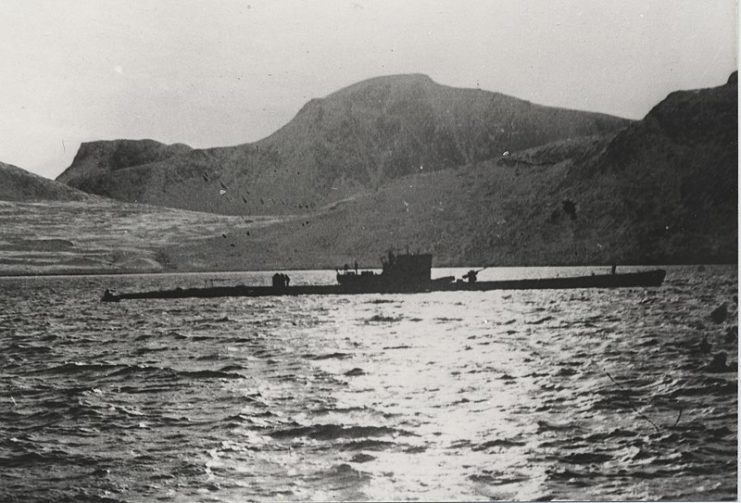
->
[0,161,97,202]
[56,74,631,214]
[57,139,192,184]
[2,72,728,273]
[157,72,737,268]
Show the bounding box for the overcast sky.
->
[0,0,736,179]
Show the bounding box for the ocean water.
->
[0,265,737,501]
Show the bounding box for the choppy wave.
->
[0,265,736,501]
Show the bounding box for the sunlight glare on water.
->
[0,265,736,501]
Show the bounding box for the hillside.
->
[57,74,630,214]
[534,70,738,265]
[159,72,737,269]
[0,162,95,202]
[0,199,271,275]
[57,139,191,186]
[10,73,733,274]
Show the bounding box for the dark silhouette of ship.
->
[101,250,666,302]
[336,250,434,290]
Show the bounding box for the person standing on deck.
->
[463,270,478,283]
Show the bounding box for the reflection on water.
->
[0,266,736,501]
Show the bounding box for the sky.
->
[0,0,736,179]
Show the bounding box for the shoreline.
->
[0,262,736,280]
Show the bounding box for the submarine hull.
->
[102,269,667,302]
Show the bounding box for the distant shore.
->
[0,262,735,279]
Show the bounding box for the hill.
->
[0,161,95,202]
[16,73,733,274]
[534,70,738,265]
[57,139,191,186]
[159,72,737,268]
[57,74,630,214]
[0,198,267,275]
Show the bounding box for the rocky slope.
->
[0,161,95,202]
[57,74,630,214]
[160,73,737,268]
[542,71,738,264]
[0,199,269,275]
[15,72,732,274]
[57,139,191,186]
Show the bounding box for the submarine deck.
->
[102,269,666,302]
